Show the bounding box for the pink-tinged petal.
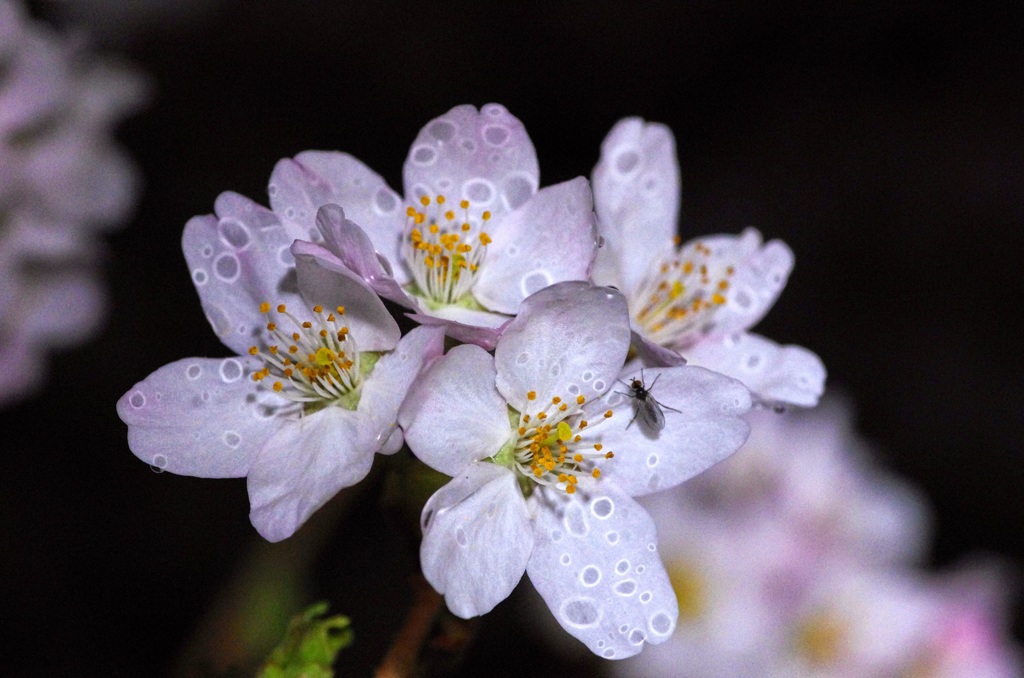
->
[596,366,752,496]
[474,177,600,314]
[268,151,406,274]
[495,282,630,413]
[591,118,680,297]
[358,325,446,454]
[402,103,539,223]
[182,193,299,356]
[686,332,826,407]
[630,329,688,367]
[399,343,510,477]
[313,204,412,302]
[528,485,679,659]
[116,357,287,478]
[707,229,794,335]
[291,240,400,352]
[0,338,41,406]
[247,406,373,542]
[420,463,533,618]
[405,306,511,350]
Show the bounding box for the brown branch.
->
[374,576,444,678]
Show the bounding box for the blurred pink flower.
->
[0,0,146,404]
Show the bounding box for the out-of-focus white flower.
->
[268,103,601,348]
[398,281,751,659]
[0,0,146,405]
[590,118,825,407]
[117,190,444,542]
[687,398,932,566]
[609,400,1020,678]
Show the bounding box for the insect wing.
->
[636,397,666,432]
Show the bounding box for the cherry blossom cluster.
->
[117,103,825,658]
[0,0,146,405]
[608,399,1022,676]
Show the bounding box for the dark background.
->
[4,1,1023,674]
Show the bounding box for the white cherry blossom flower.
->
[591,117,826,407]
[398,281,751,659]
[0,0,146,405]
[267,103,601,348]
[117,194,444,541]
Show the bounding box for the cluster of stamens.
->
[632,238,736,348]
[248,302,361,405]
[401,194,492,305]
[512,391,616,494]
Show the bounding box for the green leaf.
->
[257,602,353,678]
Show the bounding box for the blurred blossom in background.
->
[0,0,146,405]
[609,399,1022,677]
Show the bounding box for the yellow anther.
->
[302,321,312,329]
[336,306,345,315]
[576,395,585,404]
[266,322,276,331]
[712,293,726,305]
[592,468,601,479]
[319,329,328,338]
[479,232,492,245]
[273,382,283,392]
[277,304,287,313]
[527,391,537,400]
[406,206,417,217]
[429,223,439,234]
[605,451,614,459]
[288,345,298,353]
[437,194,446,204]
[260,302,270,313]
[248,346,259,355]
[594,443,603,451]
[604,410,613,418]
[445,210,455,221]
[269,346,279,354]
[537,412,547,420]
[566,485,576,495]
[574,453,584,463]
[557,421,572,441]
[460,199,469,209]
[579,420,588,429]
[558,403,567,411]
[420,195,431,206]
[482,211,491,221]
[551,396,561,404]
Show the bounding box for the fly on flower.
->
[619,369,681,432]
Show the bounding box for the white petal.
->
[706,229,794,335]
[182,193,300,356]
[474,177,600,314]
[494,282,630,413]
[405,305,510,350]
[420,463,533,618]
[291,239,401,351]
[591,118,680,297]
[402,103,539,223]
[597,366,752,496]
[268,151,407,280]
[116,357,287,478]
[357,325,446,453]
[686,332,826,407]
[528,485,679,659]
[313,204,412,303]
[399,343,511,477]
[247,407,373,542]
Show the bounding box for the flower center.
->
[401,194,492,307]
[794,610,848,666]
[631,239,736,349]
[497,390,617,495]
[248,302,372,412]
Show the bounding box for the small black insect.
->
[617,369,681,431]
